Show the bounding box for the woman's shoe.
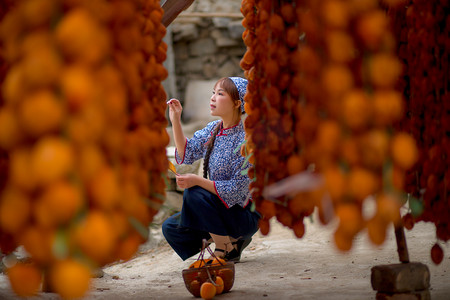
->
[211,248,226,259]
[224,238,252,262]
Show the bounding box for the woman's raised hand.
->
[167,98,182,123]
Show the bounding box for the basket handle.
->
[196,239,226,267]
[196,239,215,262]
[202,240,220,287]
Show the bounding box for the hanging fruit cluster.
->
[241,0,418,251]
[0,1,12,91]
[0,0,15,261]
[241,0,309,239]
[0,0,14,168]
[0,0,169,298]
[388,0,450,264]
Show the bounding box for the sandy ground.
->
[0,211,449,300]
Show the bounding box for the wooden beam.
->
[176,12,243,18]
[161,0,195,27]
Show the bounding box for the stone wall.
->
[164,0,246,100]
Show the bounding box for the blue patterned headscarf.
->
[229,77,248,113]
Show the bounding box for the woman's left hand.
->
[175,173,200,189]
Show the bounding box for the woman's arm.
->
[172,117,186,159]
[176,174,217,195]
[167,99,187,158]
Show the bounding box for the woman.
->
[162,77,260,262]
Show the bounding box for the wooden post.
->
[394,222,410,263]
[161,0,195,27]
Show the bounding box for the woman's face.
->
[210,83,240,118]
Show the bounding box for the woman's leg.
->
[180,186,229,235]
[209,233,233,258]
[162,212,211,261]
[180,186,261,258]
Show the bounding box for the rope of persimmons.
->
[240,0,420,255]
[0,0,169,298]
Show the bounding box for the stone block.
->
[228,20,245,39]
[376,290,431,300]
[172,23,199,42]
[227,47,246,56]
[203,63,216,78]
[218,60,239,77]
[173,42,189,60]
[371,262,430,293]
[196,1,211,12]
[216,54,228,66]
[216,37,239,47]
[210,28,223,40]
[185,57,204,73]
[165,191,183,211]
[211,2,241,13]
[212,17,231,28]
[189,38,217,56]
[182,80,221,123]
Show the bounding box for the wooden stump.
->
[371,262,430,293]
[371,222,431,299]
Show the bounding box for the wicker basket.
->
[181,240,235,297]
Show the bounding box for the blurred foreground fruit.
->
[0,0,169,298]
[241,0,414,253]
[431,243,444,265]
[7,263,42,297]
[49,259,91,300]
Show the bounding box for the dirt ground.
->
[0,210,449,300]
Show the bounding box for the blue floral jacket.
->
[175,120,251,208]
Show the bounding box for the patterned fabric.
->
[175,120,251,208]
[229,77,248,113]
